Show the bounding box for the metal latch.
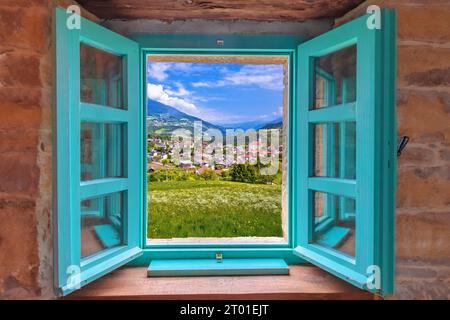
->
[216,253,223,263]
[397,136,409,157]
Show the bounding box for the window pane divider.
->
[80,177,128,199]
[308,102,356,123]
[308,177,356,198]
[80,102,129,123]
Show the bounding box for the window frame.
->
[292,10,397,296]
[133,35,307,265]
[312,72,357,234]
[54,8,396,296]
[54,8,142,295]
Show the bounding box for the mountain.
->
[258,117,283,130]
[221,120,270,131]
[147,99,224,136]
[147,99,282,136]
[220,117,283,131]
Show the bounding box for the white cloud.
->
[147,62,211,83]
[219,66,230,74]
[191,80,226,88]
[170,62,208,74]
[191,65,284,91]
[147,63,284,124]
[165,82,191,97]
[226,65,284,90]
[191,110,253,124]
[253,106,283,120]
[147,83,256,124]
[191,81,211,88]
[274,106,283,117]
[148,63,170,82]
[147,83,199,115]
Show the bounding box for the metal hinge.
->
[397,136,409,157]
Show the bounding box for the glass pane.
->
[81,192,125,258]
[312,191,355,257]
[146,56,288,244]
[80,43,126,109]
[80,122,125,181]
[313,45,356,109]
[314,122,356,179]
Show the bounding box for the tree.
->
[162,158,170,181]
[201,169,218,181]
[229,164,257,183]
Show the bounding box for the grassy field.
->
[147,180,283,239]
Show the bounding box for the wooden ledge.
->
[147,259,289,277]
[66,265,374,300]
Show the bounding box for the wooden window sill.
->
[65,265,375,300]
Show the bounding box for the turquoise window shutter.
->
[54,7,142,296]
[53,5,397,297]
[293,9,397,296]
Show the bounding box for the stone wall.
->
[0,0,448,300]
[0,2,330,299]
[0,0,97,299]
[336,0,450,299]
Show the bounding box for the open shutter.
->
[55,7,142,295]
[293,9,397,296]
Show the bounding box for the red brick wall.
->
[337,0,450,299]
[0,0,97,299]
[0,0,48,299]
[0,0,448,300]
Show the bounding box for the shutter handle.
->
[397,136,409,157]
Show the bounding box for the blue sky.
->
[147,61,284,125]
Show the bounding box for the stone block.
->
[0,51,41,87]
[397,90,450,141]
[396,5,450,44]
[0,90,42,128]
[396,212,450,260]
[0,153,40,195]
[0,86,42,108]
[0,6,49,53]
[0,128,38,153]
[391,259,450,299]
[398,46,450,88]
[0,198,40,298]
[397,167,450,209]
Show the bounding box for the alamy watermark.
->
[366,5,381,30]
[366,264,381,290]
[169,121,281,176]
[66,5,81,30]
[66,265,81,291]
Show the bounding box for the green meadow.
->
[147,180,283,239]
